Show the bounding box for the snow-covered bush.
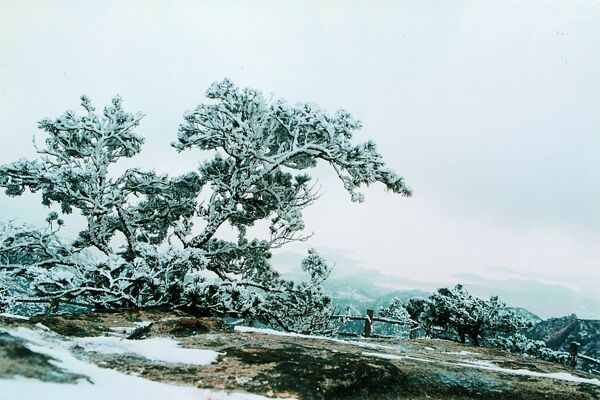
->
[484,333,570,364]
[0,80,410,334]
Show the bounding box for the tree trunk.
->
[470,328,481,346]
[457,325,466,343]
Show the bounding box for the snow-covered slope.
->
[1,311,599,400]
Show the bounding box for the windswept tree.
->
[425,284,530,345]
[379,285,531,344]
[0,79,411,333]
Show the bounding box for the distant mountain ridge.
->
[324,282,429,314]
[509,307,543,324]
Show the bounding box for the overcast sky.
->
[1,1,599,299]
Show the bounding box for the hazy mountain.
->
[455,273,600,319]
[271,250,600,320]
[509,307,542,325]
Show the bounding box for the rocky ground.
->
[1,310,599,400]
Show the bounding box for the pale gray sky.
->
[1,1,599,304]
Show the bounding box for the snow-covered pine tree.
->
[0,80,411,333]
[376,287,530,343]
[424,284,529,345]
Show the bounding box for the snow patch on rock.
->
[442,350,479,356]
[76,336,221,365]
[362,351,600,386]
[235,326,405,353]
[0,312,29,320]
[457,359,600,386]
